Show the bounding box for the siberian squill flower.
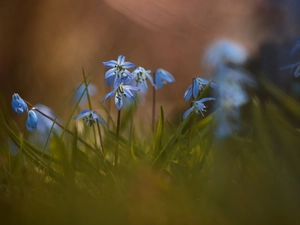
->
[11,93,28,114]
[26,110,38,132]
[74,109,107,127]
[102,83,140,110]
[202,39,247,69]
[182,97,215,120]
[203,39,256,138]
[216,66,255,138]
[74,83,98,105]
[131,66,156,91]
[102,55,136,88]
[155,69,175,89]
[184,77,216,102]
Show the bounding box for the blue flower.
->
[202,39,248,68]
[102,55,136,88]
[280,61,300,78]
[102,83,140,110]
[26,110,38,132]
[11,93,28,114]
[213,64,256,139]
[132,66,156,90]
[74,83,98,105]
[74,109,107,127]
[154,69,175,89]
[183,78,216,101]
[183,97,215,120]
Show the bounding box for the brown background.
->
[0,0,299,120]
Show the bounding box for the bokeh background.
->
[0,0,299,118]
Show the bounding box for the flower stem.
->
[152,72,156,133]
[105,85,111,129]
[24,100,101,158]
[96,119,104,154]
[115,109,121,166]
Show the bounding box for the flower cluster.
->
[182,76,216,119]
[184,77,216,102]
[181,39,256,140]
[11,93,38,132]
[101,55,174,110]
[73,55,175,128]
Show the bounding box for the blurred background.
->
[0,0,299,118]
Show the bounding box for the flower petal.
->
[123,85,140,92]
[26,110,38,132]
[115,92,123,110]
[122,62,136,69]
[145,71,156,89]
[280,62,300,71]
[117,55,125,65]
[102,60,118,67]
[290,38,300,56]
[90,112,108,126]
[192,78,200,99]
[183,85,192,102]
[104,68,117,79]
[74,109,91,120]
[11,93,28,114]
[183,106,195,120]
[102,90,115,103]
[198,97,216,104]
[123,88,135,100]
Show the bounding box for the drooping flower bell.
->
[74,109,107,127]
[26,110,38,132]
[154,69,175,89]
[11,93,28,114]
[102,83,140,110]
[182,97,215,120]
[131,66,156,91]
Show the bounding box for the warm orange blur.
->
[0,0,298,119]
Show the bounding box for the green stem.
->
[105,85,111,129]
[128,82,139,148]
[152,72,156,133]
[82,68,98,149]
[96,120,104,154]
[115,109,121,166]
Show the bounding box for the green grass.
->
[1,77,300,225]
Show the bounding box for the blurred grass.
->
[1,77,300,225]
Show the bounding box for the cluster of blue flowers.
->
[182,77,216,120]
[11,93,38,132]
[75,55,175,125]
